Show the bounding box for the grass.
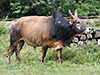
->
[85,18,100,29]
[0,21,100,75]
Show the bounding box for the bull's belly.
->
[49,40,64,50]
[22,37,43,46]
[21,36,64,50]
[26,41,41,46]
[51,45,64,50]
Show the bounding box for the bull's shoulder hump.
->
[19,16,53,24]
[11,19,19,26]
[20,16,52,20]
[11,16,53,27]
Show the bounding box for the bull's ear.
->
[69,10,74,19]
[53,11,63,20]
[75,9,78,17]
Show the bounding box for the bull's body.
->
[7,10,92,64]
[11,16,65,50]
[12,16,53,46]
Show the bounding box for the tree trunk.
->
[61,0,63,14]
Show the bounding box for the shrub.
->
[0,20,9,35]
[10,1,56,18]
[63,0,100,17]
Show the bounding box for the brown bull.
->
[7,10,93,64]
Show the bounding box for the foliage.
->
[10,1,56,18]
[0,0,100,18]
[63,0,100,16]
[0,0,11,18]
[9,0,61,18]
[0,21,9,35]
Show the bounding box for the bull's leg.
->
[15,40,24,63]
[57,48,62,63]
[7,45,16,64]
[41,45,48,63]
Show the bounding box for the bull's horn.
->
[75,9,78,17]
[69,10,74,19]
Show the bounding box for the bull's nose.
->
[89,27,94,31]
[84,27,94,34]
[88,27,94,33]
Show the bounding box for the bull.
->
[7,10,93,64]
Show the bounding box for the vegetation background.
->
[0,0,100,18]
[0,0,100,75]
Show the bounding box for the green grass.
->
[0,21,100,75]
[85,18,100,29]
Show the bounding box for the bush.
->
[63,0,100,17]
[10,1,56,18]
[1,0,100,18]
[0,20,9,35]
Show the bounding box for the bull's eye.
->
[77,24,80,29]
[77,21,80,24]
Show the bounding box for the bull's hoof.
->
[41,60,44,63]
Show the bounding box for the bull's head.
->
[69,9,93,34]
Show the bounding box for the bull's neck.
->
[52,26,76,41]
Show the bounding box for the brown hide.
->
[21,16,52,46]
[11,16,63,49]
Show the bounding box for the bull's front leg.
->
[57,48,62,63]
[41,45,48,63]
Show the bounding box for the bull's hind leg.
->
[7,45,16,64]
[15,40,24,63]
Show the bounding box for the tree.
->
[61,0,63,14]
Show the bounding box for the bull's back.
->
[12,16,53,46]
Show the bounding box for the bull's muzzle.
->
[84,27,94,34]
